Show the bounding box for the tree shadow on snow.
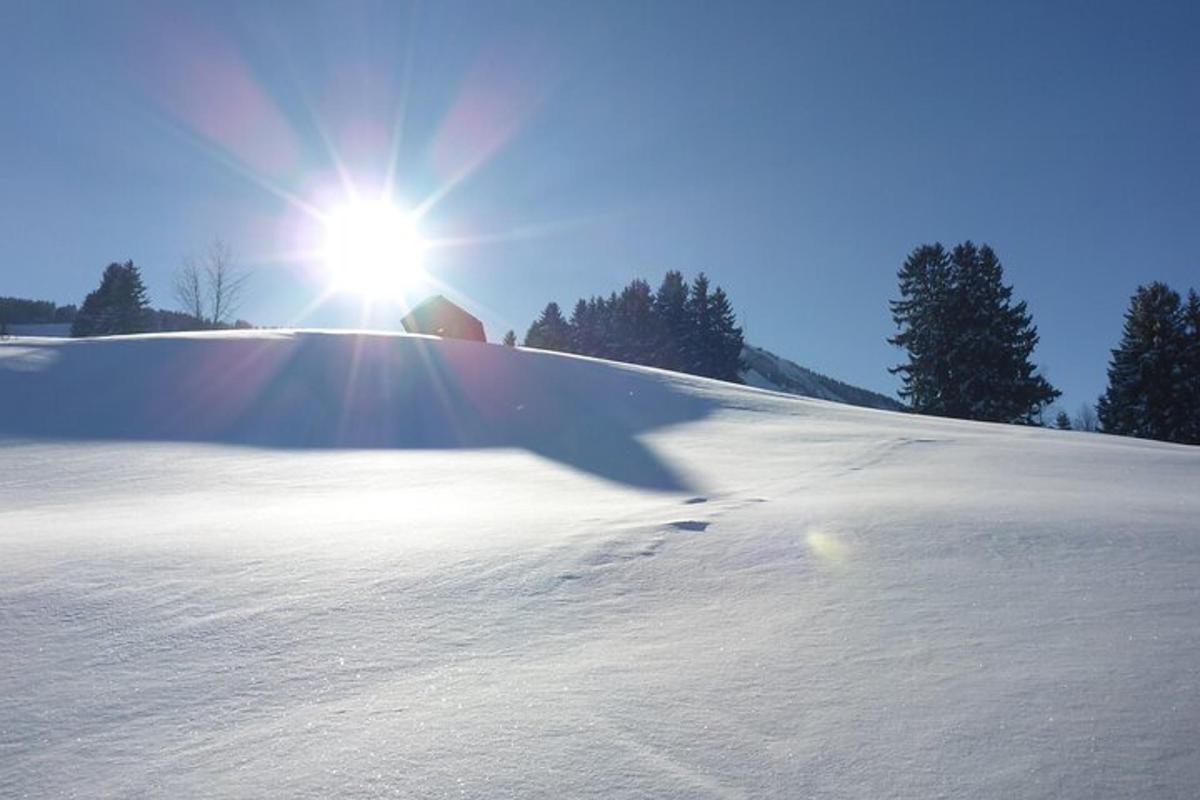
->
[0,332,716,492]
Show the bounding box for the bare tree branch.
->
[203,239,249,327]
[1073,402,1098,433]
[173,258,205,324]
[174,240,250,328]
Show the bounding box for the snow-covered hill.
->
[2,331,1198,798]
[741,343,904,410]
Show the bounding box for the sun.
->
[322,200,426,297]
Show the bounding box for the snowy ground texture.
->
[2,331,1199,799]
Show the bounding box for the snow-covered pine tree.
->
[1097,282,1191,443]
[1054,410,1072,430]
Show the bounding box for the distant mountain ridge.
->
[740,344,904,411]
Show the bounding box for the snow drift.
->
[2,331,1198,798]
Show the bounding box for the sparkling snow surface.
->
[2,331,1198,798]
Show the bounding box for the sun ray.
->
[239,248,327,268]
[143,109,327,223]
[411,160,480,222]
[383,1,423,202]
[286,284,341,329]
[290,73,362,207]
[422,212,613,252]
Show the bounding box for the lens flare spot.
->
[806,529,850,566]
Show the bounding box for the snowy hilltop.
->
[2,330,1198,798]
[740,344,905,410]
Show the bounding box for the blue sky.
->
[2,0,1197,410]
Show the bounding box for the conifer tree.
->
[683,273,712,376]
[889,244,954,414]
[707,286,744,382]
[1098,282,1195,443]
[502,330,516,347]
[523,302,572,351]
[601,292,620,358]
[652,271,689,371]
[890,242,1057,423]
[951,243,1058,422]
[71,261,152,337]
[520,270,744,383]
[568,299,590,355]
[612,279,659,365]
[1182,290,1200,443]
[1054,410,1072,430]
[570,297,614,358]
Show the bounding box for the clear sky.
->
[2,0,1197,410]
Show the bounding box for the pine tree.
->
[652,271,689,371]
[523,302,571,351]
[71,261,152,337]
[612,279,659,365]
[519,270,745,384]
[683,273,713,376]
[1182,290,1200,443]
[502,330,516,347]
[1098,282,1194,443]
[951,243,1058,422]
[567,299,591,355]
[1054,410,1072,430]
[890,242,1057,423]
[707,286,744,382]
[889,244,955,414]
[569,296,616,358]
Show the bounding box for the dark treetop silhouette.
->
[401,295,486,343]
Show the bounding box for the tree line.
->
[512,271,745,382]
[0,297,77,327]
[6,233,1196,447]
[890,240,1199,445]
[6,241,254,338]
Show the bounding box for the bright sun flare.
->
[323,200,426,297]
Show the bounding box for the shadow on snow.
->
[0,332,716,492]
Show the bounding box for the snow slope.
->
[2,331,1198,798]
[740,343,904,410]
